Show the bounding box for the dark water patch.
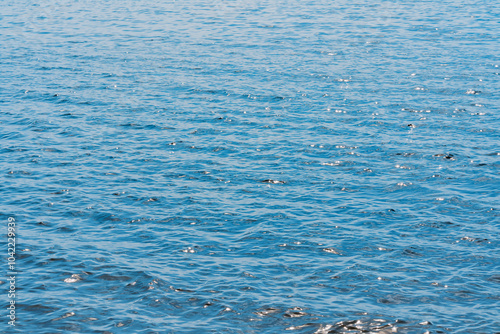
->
[261,179,286,184]
[413,220,460,229]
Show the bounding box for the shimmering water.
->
[1,1,499,333]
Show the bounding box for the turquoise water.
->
[1,1,499,333]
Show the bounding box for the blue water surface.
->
[1,0,499,333]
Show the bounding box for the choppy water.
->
[1,1,499,333]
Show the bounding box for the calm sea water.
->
[1,1,499,333]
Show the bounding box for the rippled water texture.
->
[1,0,499,333]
